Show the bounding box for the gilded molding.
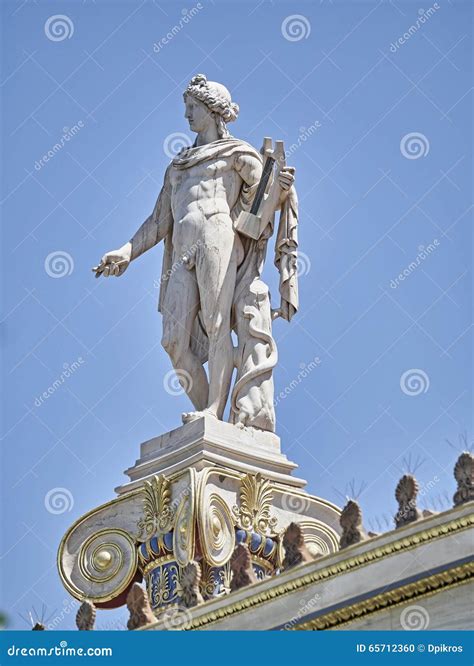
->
[173,472,196,567]
[142,555,179,577]
[182,511,474,630]
[295,561,474,630]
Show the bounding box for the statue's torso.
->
[169,155,242,254]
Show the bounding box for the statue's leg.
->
[196,228,237,420]
[160,264,209,410]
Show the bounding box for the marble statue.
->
[94,74,298,432]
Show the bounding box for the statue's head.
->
[183,74,239,138]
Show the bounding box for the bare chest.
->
[169,158,240,200]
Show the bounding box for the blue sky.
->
[1,0,472,630]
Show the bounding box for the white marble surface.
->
[93,75,299,433]
[115,416,306,494]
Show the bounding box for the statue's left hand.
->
[278,166,295,194]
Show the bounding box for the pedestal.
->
[58,418,341,612]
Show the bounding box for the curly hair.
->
[184,74,239,139]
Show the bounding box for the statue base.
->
[58,418,341,613]
[116,416,305,493]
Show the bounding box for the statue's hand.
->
[278,166,295,198]
[93,242,131,278]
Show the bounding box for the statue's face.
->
[184,95,214,133]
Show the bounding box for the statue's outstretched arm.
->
[93,167,173,278]
[129,166,173,261]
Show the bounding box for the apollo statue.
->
[94,74,299,433]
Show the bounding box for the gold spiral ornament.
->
[59,528,138,604]
[200,493,235,567]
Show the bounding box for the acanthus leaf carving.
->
[137,474,174,540]
[232,472,278,535]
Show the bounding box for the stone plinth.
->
[116,416,305,494]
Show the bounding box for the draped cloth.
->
[157,138,299,432]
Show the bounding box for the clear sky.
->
[1,0,472,630]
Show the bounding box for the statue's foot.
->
[182,409,218,424]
